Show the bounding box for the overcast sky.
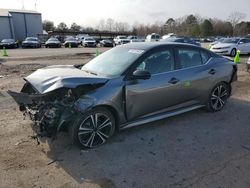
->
[1,0,250,27]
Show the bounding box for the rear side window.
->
[177,48,203,69]
[200,50,210,64]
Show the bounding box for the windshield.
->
[85,38,94,41]
[163,37,179,42]
[48,38,58,41]
[119,36,127,39]
[26,38,38,41]
[221,38,239,44]
[82,47,144,77]
[2,39,14,43]
[66,38,76,41]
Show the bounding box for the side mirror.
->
[132,70,151,80]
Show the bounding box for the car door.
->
[237,39,250,54]
[174,47,215,104]
[125,47,190,121]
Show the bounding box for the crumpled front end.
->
[8,81,104,138]
[8,83,77,137]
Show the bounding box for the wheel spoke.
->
[98,131,108,138]
[213,99,219,109]
[211,94,218,100]
[220,90,228,97]
[96,132,106,144]
[78,127,93,135]
[218,97,225,106]
[95,113,99,128]
[90,115,96,128]
[218,86,222,95]
[85,133,95,147]
[89,133,96,148]
[98,121,111,130]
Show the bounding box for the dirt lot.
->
[0,48,250,188]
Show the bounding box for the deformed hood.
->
[25,65,109,94]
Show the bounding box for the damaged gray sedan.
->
[8,42,237,148]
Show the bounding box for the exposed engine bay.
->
[8,82,104,137]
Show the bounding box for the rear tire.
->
[206,82,230,112]
[69,107,116,148]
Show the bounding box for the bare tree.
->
[228,11,246,28]
[106,18,115,32]
[97,19,106,31]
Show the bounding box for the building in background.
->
[0,9,42,41]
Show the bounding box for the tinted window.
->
[201,50,210,64]
[239,39,250,43]
[137,49,174,74]
[177,48,203,69]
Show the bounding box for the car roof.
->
[118,42,200,50]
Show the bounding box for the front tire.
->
[230,48,236,57]
[206,82,230,112]
[69,107,116,148]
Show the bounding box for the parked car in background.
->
[8,42,237,148]
[45,38,61,48]
[99,39,113,47]
[161,37,201,46]
[127,36,145,43]
[146,33,161,42]
[210,38,250,57]
[200,37,215,43]
[83,37,97,47]
[113,36,130,46]
[22,37,41,48]
[209,38,225,48]
[0,39,19,49]
[162,33,176,40]
[76,34,89,45]
[64,37,78,48]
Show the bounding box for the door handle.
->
[208,69,216,75]
[168,77,179,84]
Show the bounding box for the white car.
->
[83,37,96,47]
[145,33,160,42]
[113,36,130,45]
[162,33,176,40]
[76,34,89,45]
[210,38,250,57]
[127,35,145,43]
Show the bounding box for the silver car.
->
[8,42,237,148]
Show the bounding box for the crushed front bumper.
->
[7,90,75,137]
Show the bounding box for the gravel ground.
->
[0,47,250,188]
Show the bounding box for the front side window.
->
[177,48,203,69]
[137,49,174,75]
[239,39,250,44]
